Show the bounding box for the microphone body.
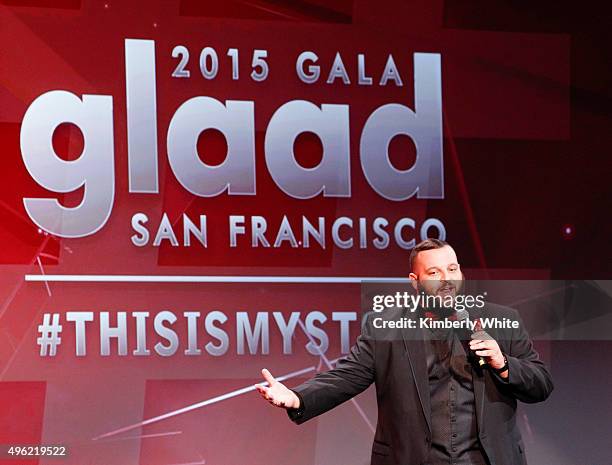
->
[455,309,489,367]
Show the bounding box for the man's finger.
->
[262,368,276,386]
[254,384,269,394]
[257,386,270,399]
[475,349,496,357]
[470,340,495,349]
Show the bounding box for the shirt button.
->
[452,433,457,438]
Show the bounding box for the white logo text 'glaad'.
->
[20,40,443,238]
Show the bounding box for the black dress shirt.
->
[423,322,490,465]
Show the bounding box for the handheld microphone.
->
[455,309,488,367]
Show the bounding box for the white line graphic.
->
[26,274,408,283]
[92,365,318,441]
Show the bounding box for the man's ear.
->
[409,273,418,291]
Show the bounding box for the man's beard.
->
[416,280,462,317]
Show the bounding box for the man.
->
[255,239,553,465]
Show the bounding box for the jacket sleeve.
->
[286,313,376,424]
[492,309,554,403]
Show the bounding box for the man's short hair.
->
[409,238,449,271]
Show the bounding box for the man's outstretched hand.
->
[255,368,301,409]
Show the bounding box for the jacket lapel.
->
[402,324,431,434]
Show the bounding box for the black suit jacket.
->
[287,303,553,465]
